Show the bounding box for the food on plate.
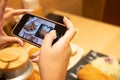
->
[24,21,37,31]
[91,57,120,80]
[77,64,116,80]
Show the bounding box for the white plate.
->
[67,43,84,70]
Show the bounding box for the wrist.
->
[39,64,67,80]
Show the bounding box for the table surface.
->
[52,10,120,59]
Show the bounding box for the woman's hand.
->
[0,0,33,49]
[32,17,76,80]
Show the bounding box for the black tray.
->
[66,50,107,80]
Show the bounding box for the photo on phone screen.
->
[12,14,67,47]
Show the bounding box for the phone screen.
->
[12,14,67,47]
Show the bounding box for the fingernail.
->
[50,30,56,34]
[20,42,24,47]
[50,30,56,37]
[31,59,35,62]
[32,53,36,57]
[64,17,69,21]
[64,16,67,20]
[28,9,34,12]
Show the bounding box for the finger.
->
[58,17,76,45]
[42,30,56,48]
[0,27,7,35]
[12,9,33,15]
[32,50,40,57]
[5,7,14,13]
[32,56,39,62]
[63,17,73,29]
[4,9,33,20]
[4,36,24,47]
[0,0,7,20]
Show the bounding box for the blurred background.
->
[7,0,120,26]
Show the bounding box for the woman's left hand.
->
[0,0,33,49]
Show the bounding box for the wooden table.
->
[52,10,120,59]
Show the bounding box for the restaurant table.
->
[2,10,120,80]
[52,10,120,59]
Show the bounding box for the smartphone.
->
[12,13,67,47]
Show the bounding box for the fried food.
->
[77,64,116,80]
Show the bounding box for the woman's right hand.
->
[32,17,76,80]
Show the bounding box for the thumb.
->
[42,30,56,47]
[5,36,24,47]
